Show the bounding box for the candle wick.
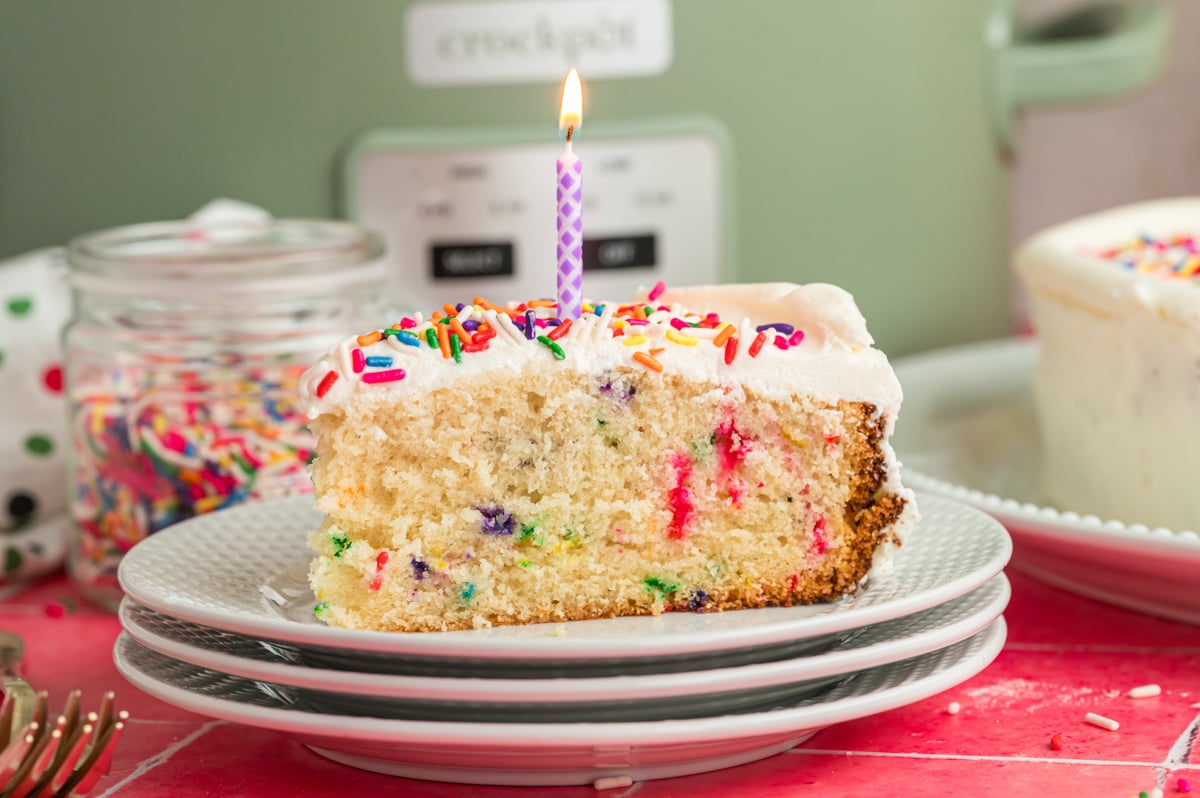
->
[566,125,574,143]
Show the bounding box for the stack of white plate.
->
[115,492,1012,786]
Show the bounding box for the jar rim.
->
[66,218,386,296]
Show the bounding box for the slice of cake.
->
[1016,198,1200,531]
[300,282,916,632]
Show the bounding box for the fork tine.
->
[48,723,92,795]
[52,717,113,798]
[65,720,123,797]
[28,694,46,739]
[0,689,129,798]
[2,714,54,798]
[91,694,113,739]
[54,716,124,798]
[10,726,64,798]
[28,712,83,798]
[58,692,81,735]
[45,707,86,784]
[0,726,36,798]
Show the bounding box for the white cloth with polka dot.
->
[0,248,70,582]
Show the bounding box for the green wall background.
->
[0,0,1013,355]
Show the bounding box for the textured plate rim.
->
[117,575,1010,702]
[117,492,1011,661]
[112,618,1006,748]
[894,337,1200,556]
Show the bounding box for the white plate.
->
[894,338,1200,625]
[114,618,1005,786]
[117,575,1008,722]
[118,493,1010,664]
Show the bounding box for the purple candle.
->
[556,69,583,320]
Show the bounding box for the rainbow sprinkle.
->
[536,335,567,360]
[361,368,407,384]
[72,362,317,596]
[1093,234,1200,278]
[749,332,767,358]
[315,282,813,396]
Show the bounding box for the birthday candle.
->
[556,68,584,321]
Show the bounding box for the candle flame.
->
[559,69,582,138]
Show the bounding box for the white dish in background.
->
[117,575,1008,720]
[117,493,1011,666]
[894,338,1200,625]
[113,619,1006,786]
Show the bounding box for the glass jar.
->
[63,219,387,609]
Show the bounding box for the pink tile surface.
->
[3,568,1198,797]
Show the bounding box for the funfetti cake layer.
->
[1016,198,1200,531]
[299,282,917,632]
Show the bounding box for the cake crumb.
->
[594,775,634,791]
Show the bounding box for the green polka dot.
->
[4,548,21,575]
[24,434,54,457]
[6,297,32,317]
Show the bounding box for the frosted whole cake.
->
[1016,198,1200,531]
[299,282,917,631]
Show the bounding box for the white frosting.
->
[299,282,903,425]
[1016,198,1200,531]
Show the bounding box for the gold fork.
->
[0,631,127,798]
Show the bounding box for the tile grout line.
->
[787,748,1166,768]
[1162,711,1200,767]
[92,719,226,798]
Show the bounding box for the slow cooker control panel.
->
[345,121,729,311]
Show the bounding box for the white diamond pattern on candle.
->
[556,154,583,319]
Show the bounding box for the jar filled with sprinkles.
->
[64,219,387,608]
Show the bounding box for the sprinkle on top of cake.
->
[1091,234,1200,279]
[299,281,901,420]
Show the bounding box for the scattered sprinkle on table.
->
[1127,683,1161,699]
[1084,712,1120,731]
[1178,777,1191,793]
[945,701,961,715]
[1049,733,1063,751]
